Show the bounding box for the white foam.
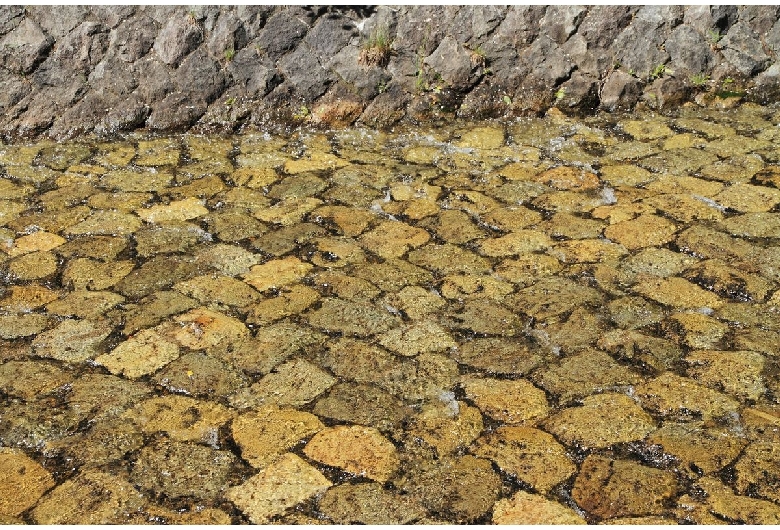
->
[600,186,617,205]
[438,390,460,417]
[692,194,726,212]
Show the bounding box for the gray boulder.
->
[358,82,407,127]
[133,56,173,103]
[448,5,504,47]
[666,25,714,75]
[610,6,681,77]
[97,94,150,135]
[147,92,207,131]
[643,76,688,110]
[720,21,771,76]
[226,45,280,98]
[0,70,29,113]
[557,72,599,112]
[329,44,390,100]
[89,51,140,97]
[255,11,308,62]
[277,42,334,101]
[153,14,203,67]
[393,6,447,57]
[89,6,137,29]
[750,63,780,104]
[737,5,780,35]
[113,14,158,63]
[540,5,586,45]
[305,13,356,67]
[207,11,248,59]
[0,18,53,74]
[174,48,226,104]
[29,6,89,40]
[600,70,643,111]
[424,35,480,91]
[577,6,637,49]
[38,22,109,81]
[0,5,24,36]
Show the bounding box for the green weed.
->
[690,72,710,87]
[469,45,487,68]
[359,26,393,68]
[649,64,669,80]
[708,28,722,45]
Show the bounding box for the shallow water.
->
[1,103,780,524]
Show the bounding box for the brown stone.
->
[406,400,484,455]
[232,405,324,469]
[634,372,740,421]
[633,276,724,309]
[462,375,549,424]
[121,394,235,444]
[535,166,600,190]
[544,393,656,449]
[0,448,55,517]
[573,454,678,519]
[226,453,332,524]
[304,425,399,482]
[648,421,747,476]
[492,491,586,525]
[472,426,576,493]
[604,214,678,250]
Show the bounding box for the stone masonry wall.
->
[1,5,780,141]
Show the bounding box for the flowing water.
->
[2,103,780,524]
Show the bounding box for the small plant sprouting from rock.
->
[469,45,487,69]
[224,48,235,62]
[708,28,723,45]
[225,96,236,107]
[414,53,427,93]
[649,64,672,81]
[359,27,392,68]
[554,87,566,102]
[293,105,311,121]
[690,72,710,88]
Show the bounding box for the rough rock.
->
[492,491,586,525]
[303,425,400,482]
[0,448,55,517]
[406,400,484,456]
[544,393,656,449]
[95,328,179,378]
[634,372,740,421]
[229,358,335,409]
[397,455,501,523]
[462,375,549,424]
[31,471,145,524]
[32,318,113,362]
[533,349,644,404]
[472,426,576,493]
[121,394,235,443]
[572,454,679,519]
[153,14,203,67]
[226,453,331,524]
[130,439,239,500]
[318,482,427,525]
[648,421,747,476]
[232,405,324,469]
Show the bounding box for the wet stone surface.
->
[2,106,780,523]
